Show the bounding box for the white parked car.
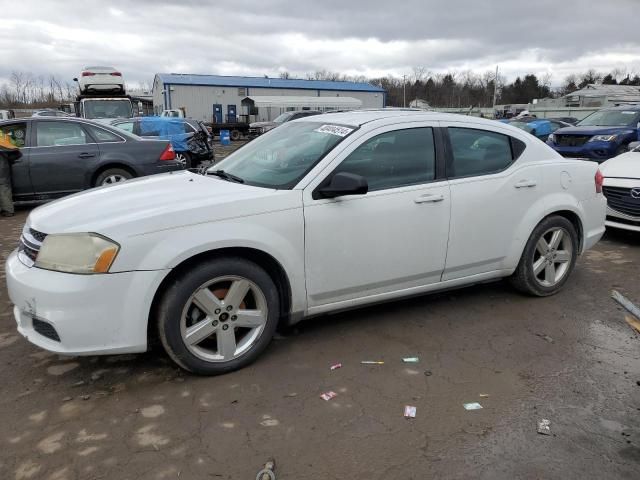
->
[600,141,640,232]
[6,111,606,375]
[75,66,125,95]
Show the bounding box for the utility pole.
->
[492,65,499,114]
[403,74,407,108]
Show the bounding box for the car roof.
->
[602,105,640,111]
[296,109,502,128]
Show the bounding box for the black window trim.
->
[312,125,446,199]
[442,126,525,180]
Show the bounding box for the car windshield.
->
[577,110,640,127]
[83,100,133,119]
[273,112,294,123]
[210,121,356,189]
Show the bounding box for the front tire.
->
[509,215,578,297]
[157,258,280,375]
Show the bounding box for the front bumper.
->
[606,207,640,232]
[6,250,168,355]
[548,141,618,162]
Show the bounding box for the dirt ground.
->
[1,204,639,479]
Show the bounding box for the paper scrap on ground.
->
[479,394,490,398]
[320,391,337,401]
[463,402,483,410]
[402,357,419,363]
[330,363,342,370]
[537,419,551,435]
[404,405,417,418]
[361,361,384,365]
[625,315,640,335]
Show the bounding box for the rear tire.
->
[509,215,579,297]
[175,152,192,169]
[230,130,242,141]
[94,168,133,187]
[157,257,280,375]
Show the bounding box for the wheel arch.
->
[147,246,293,348]
[90,163,137,187]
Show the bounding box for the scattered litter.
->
[81,395,91,401]
[230,399,238,404]
[284,392,298,398]
[625,315,640,335]
[71,380,86,387]
[256,458,276,480]
[402,357,419,363]
[90,372,102,381]
[62,396,72,402]
[361,361,384,365]
[479,393,490,398]
[537,419,551,435]
[612,290,640,319]
[330,363,342,370]
[535,333,554,343]
[463,402,483,410]
[320,391,337,401]
[404,405,417,418]
[424,370,433,376]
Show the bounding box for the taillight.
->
[159,143,176,161]
[110,72,122,76]
[595,169,603,194]
[81,71,95,77]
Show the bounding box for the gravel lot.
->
[0,180,639,479]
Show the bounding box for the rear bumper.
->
[580,195,607,251]
[139,162,184,176]
[6,250,168,355]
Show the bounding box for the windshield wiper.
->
[208,169,244,183]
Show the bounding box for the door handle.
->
[414,194,445,204]
[78,153,96,159]
[514,180,537,188]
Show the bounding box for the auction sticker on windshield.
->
[314,125,354,137]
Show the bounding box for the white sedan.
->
[600,141,640,232]
[6,111,606,375]
[75,66,125,95]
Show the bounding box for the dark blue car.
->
[546,106,640,162]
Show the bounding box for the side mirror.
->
[316,172,368,199]
[629,141,640,152]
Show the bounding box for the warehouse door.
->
[227,105,237,123]
[212,104,222,123]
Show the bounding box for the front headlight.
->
[35,233,120,274]
[589,134,617,142]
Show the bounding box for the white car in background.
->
[600,141,640,232]
[6,111,606,375]
[75,66,125,95]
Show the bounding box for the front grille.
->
[18,227,47,266]
[29,228,47,242]
[603,186,640,217]
[556,135,591,147]
[32,318,61,342]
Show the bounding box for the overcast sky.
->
[2,0,639,89]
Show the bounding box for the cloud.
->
[1,0,639,88]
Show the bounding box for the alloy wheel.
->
[179,276,268,362]
[532,227,573,287]
[101,174,127,185]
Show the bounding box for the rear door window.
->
[86,125,123,143]
[447,127,520,178]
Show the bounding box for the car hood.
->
[600,152,640,179]
[28,171,300,238]
[554,125,635,136]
